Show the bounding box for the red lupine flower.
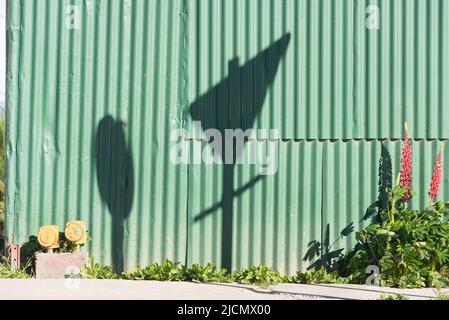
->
[428,144,445,202]
[400,122,413,202]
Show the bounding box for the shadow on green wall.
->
[303,143,393,272]
[188,33,291,271]
[95,115,134,273]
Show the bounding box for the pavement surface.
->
[0,280,446,300]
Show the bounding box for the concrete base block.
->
[35,252,88,279]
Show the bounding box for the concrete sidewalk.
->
[0,280,446,300]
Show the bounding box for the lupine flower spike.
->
[428,144,445,205]
[400,122,413,203]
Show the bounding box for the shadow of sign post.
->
[95,116,134,273]
[188,34,290,271]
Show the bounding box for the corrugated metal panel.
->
[6,0,189,271]
[6,0,449,274]
[184,0,449,139]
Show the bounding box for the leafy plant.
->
[85,260,285,287]
[343,197,449,288]
[121,259,186,281]
[56,233,82,253]
[80,258,119,279]
[231,266,282,288]
[0,255,32,279]
[291,267,351,284]
[81,259,358,287]
[378,293,409,300]
[183,263,230,283]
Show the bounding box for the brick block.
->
[35,252,88,279]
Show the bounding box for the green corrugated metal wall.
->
[6,0,449,273]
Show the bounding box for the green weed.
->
[80,258,119,279]
[0,255,32,279]
[231,266,282,288]
[378,294,409,300]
